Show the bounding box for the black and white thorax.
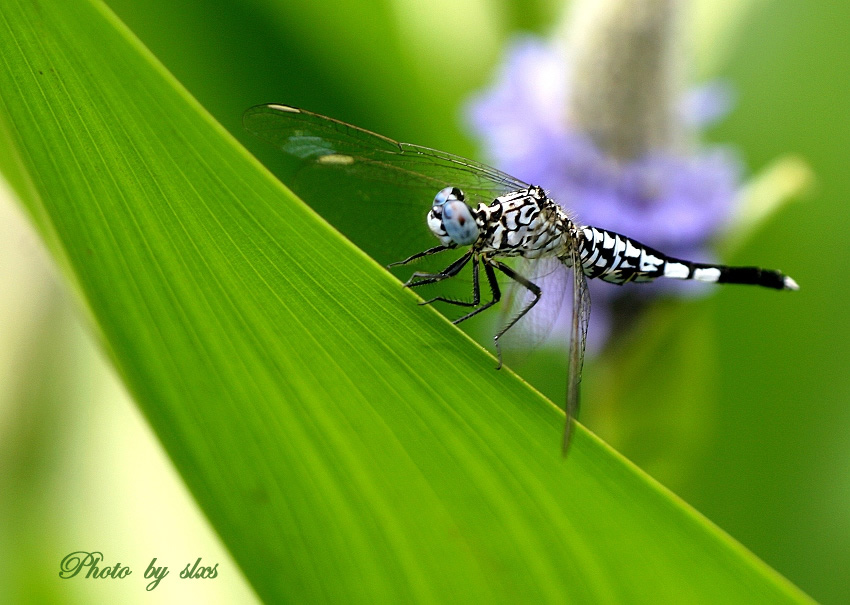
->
[427,185,575,261]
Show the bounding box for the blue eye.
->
[433,186,464,207]
[442,198,479,246]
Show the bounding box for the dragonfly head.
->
[428,186,480,246]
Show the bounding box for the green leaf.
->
[0,0,812,602]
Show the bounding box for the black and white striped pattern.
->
[576,225,799,290]
[459,188,798,291]
[469,186,572,260]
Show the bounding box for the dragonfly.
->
[244,103,799,454]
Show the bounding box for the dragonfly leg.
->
[388,244,455,268]
[490,260,542,369]
[450,261,500,322]
[450,262,505,367]
[419,255,482,308]
[402,250,472,289]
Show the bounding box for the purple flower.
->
[466,37,743,350]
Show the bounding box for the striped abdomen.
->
[578,226,798,290]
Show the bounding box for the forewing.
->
[563,244,591,455]
[243,104,528,265]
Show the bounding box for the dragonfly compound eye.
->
[428,187,477,245]
[433,186,465,206]
[441,199,479,245]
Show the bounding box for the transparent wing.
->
[497,257,568,357]
[563,242,591,455]
[243,104,529,265]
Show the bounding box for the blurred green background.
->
[0,0,846,602]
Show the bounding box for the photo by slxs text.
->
[59,551,218,590]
